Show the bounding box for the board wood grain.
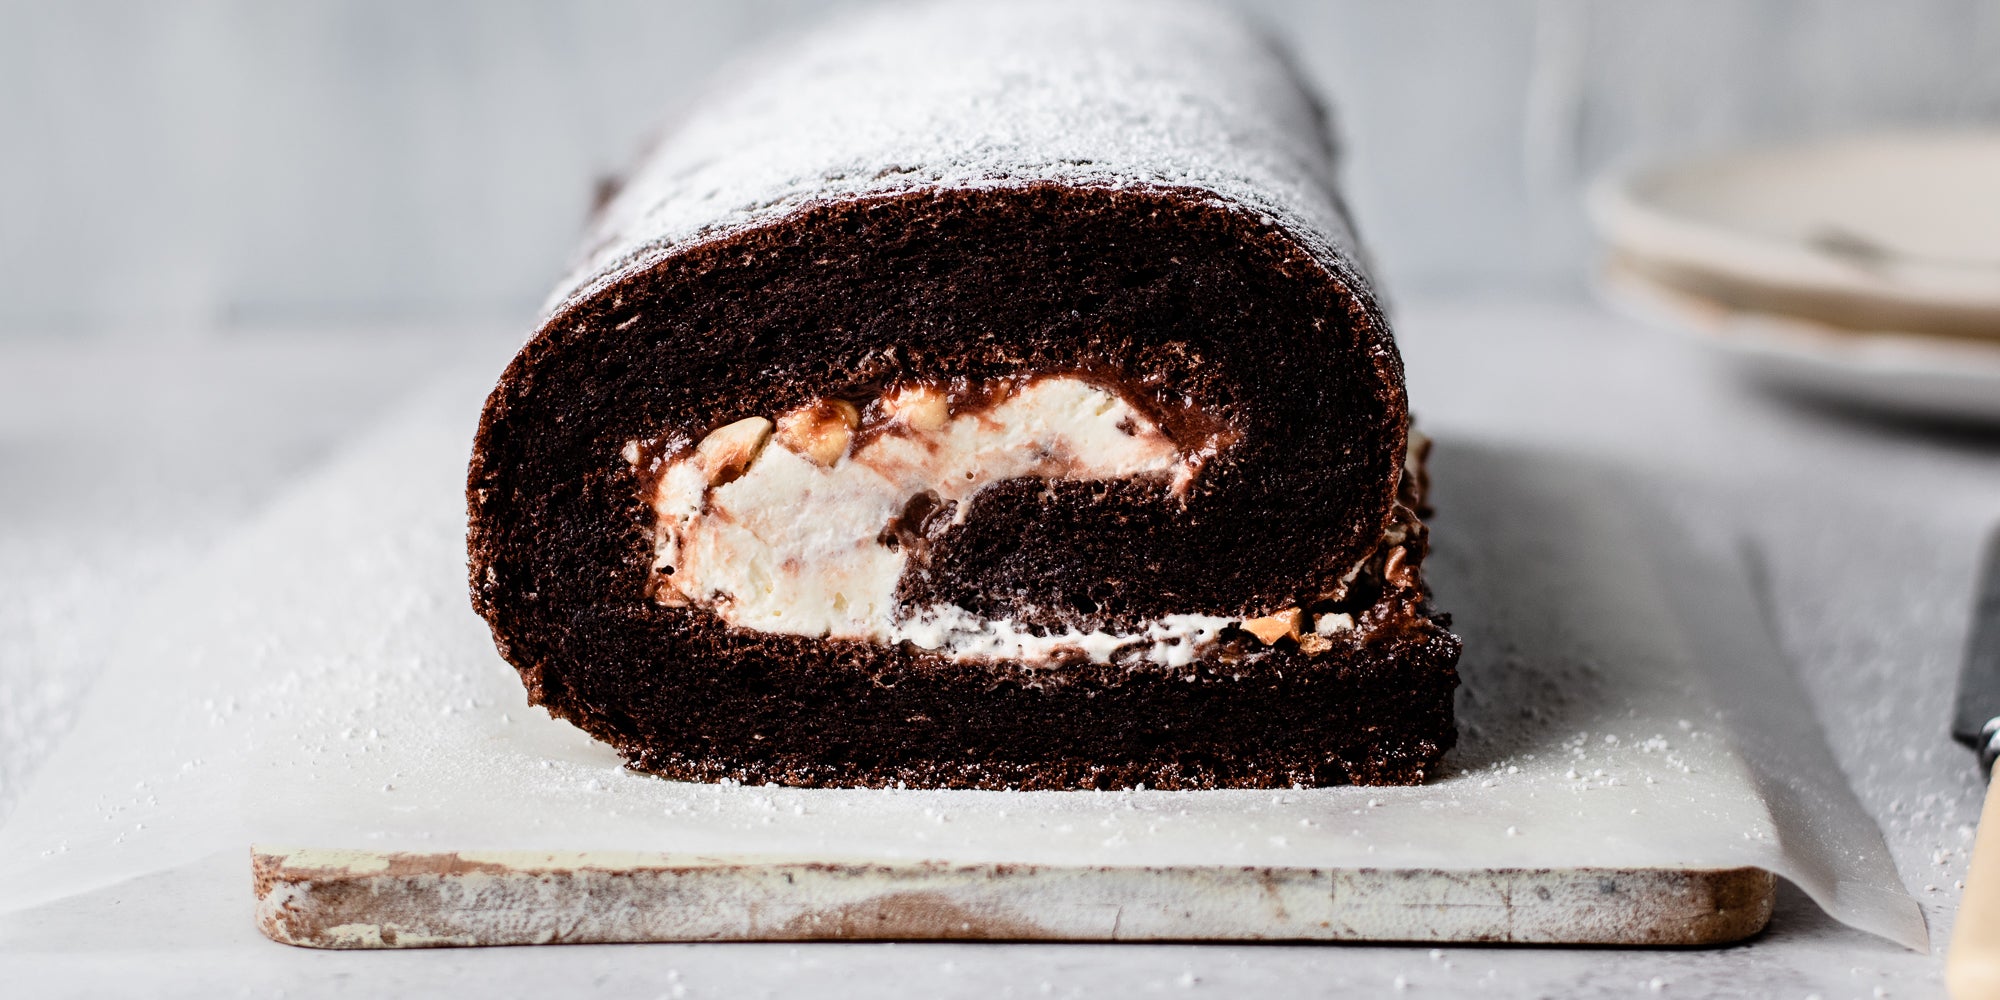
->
[252,847,1775,948]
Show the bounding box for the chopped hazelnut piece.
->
[1314,612,1355,635]
[887,385,950,432]
[775,398,860,467]
[1241,607,1303,645]
[694,416,773,485]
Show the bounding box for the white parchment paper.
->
[0,369,1926,950]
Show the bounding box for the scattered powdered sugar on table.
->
[549,0,1368,321]
[0,376,1925,949]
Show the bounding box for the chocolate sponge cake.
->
[467,0,1459,789]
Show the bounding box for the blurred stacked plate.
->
[1589,131,2000,424]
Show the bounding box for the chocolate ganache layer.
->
[467,0,1459,789]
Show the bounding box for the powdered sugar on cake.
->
[547,0,1368,321]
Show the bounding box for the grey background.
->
[3,0,1999,336]
[5,3,2000,993]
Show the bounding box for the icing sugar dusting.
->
[547,0,1368,318]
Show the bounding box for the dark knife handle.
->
[1954,530,2000,773]
[1968,720,2000,774]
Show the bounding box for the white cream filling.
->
[638,377,1335,664]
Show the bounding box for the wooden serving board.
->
[252,848,1774,948]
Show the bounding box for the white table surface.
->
[3,297,1997,997]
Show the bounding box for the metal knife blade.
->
[1953,529,2000,771]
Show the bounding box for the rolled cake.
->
[468,0,1460,789]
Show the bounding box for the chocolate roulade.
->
[467,0,1459,789]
